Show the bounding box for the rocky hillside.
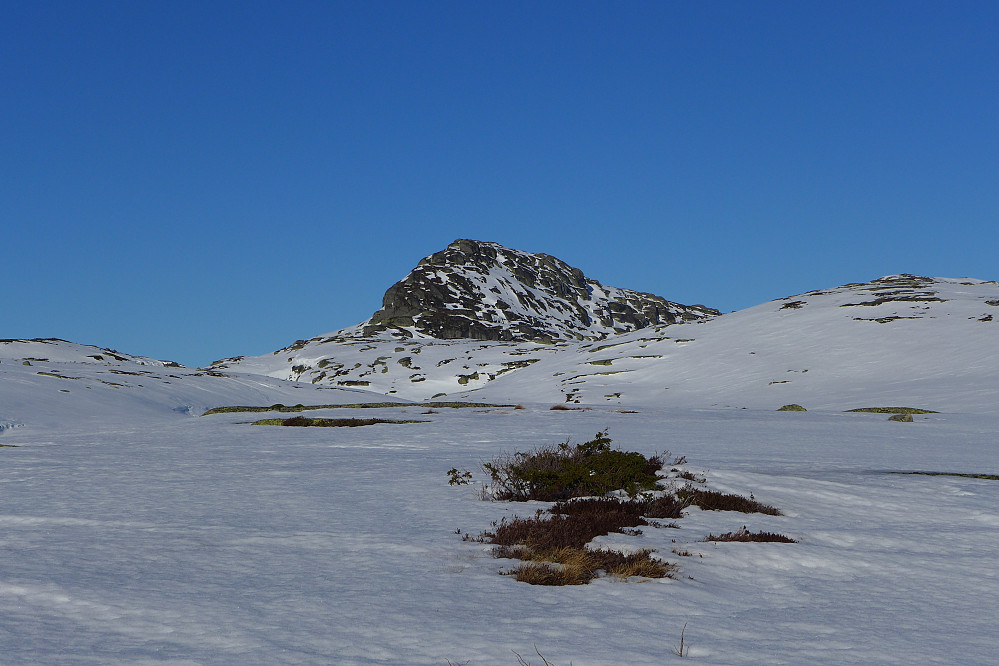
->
[210,239,718,397]
[214,273,999,411]
[360,239,718,341]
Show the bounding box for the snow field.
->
[1,405,997,664]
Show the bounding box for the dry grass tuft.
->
[509,560,595,586]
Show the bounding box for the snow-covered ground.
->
[0,339,399,429]
[1,398,997,663]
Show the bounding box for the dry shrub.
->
[486,501,679,585]
[509,496,686,547]
[551,495,687,521]
[489,509,643,552]
[676,470,706,484]
[596,549,676,579]
[264,415,425,427]
[706,527,797,543]
[503,547,674,585]
[678,487,782,515]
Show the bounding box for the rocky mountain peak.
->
[361,239,719,341]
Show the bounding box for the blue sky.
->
[4,1,996,367]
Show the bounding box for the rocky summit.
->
[360,239,719,341]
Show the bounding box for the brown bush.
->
[502,547,675,585]
[550,495,686,521]
[678,488,782,515]
[705,527,797,543]
[489,509,643,552]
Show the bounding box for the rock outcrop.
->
[361,239,719,341]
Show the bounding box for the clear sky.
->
[4,1,996,367]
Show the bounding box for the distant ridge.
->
[212,270,999,410]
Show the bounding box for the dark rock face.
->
[361,239,719,341]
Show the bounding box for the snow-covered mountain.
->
[214,271,999,412]
[362,238,718,341]
[5,246,998,418]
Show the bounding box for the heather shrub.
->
[489,509,644,552]
[705,526,797,543]
[550,495,686,521]
[678,487,782,515]
[457,430,792,587]
[481,431,665,501]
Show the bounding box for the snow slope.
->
[217,275,999,412]
[460,274,999,412]
[0,338,400,430]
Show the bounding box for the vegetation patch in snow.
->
[480,430,665,502]
[460,431,790,586]
[891,471,999,481]
[847,407,938,414]
[251,416,428,427]
[202,401,509,415]
[705,527,797,543]
[676,487,783,515]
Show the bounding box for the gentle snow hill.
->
[457,274,999,412]
[216,275,999,412]
[0,338,403,430]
